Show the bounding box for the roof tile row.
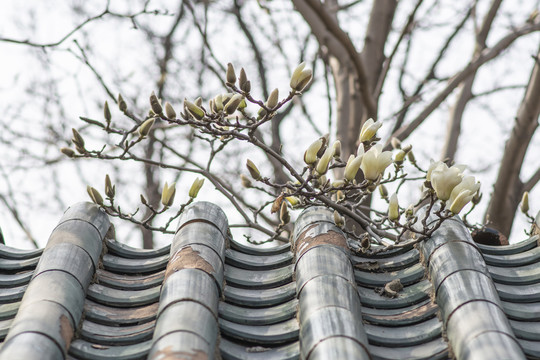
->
[0,201,539,359]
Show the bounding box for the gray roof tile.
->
[1,201,540,359]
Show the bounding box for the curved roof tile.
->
[0,201,539,359]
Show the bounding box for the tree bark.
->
[485,47,540,236]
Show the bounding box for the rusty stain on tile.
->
[164,246,215,282]
[59,314,74,349]
[85,300,159,323]
[151,346,208,360]
[296,224,347,257]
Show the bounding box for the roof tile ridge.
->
[0,202,110,360]
[417,210,526,360]
[293,206,372,360]
[148,201,228,360]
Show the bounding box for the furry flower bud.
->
[226,63,236,85]
[189,178,205,199]
[388,193,400,221]
[165,102,176,119]
[184,99,205,120]
[87,186,104,206]
[138,118,155,138]
[161,182,176,207]
[150,91,163,115]
[290,62,312,92]
[246,159,262,181]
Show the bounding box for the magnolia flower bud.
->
[336,190,345,202]
[266,88,279,109]
[184,99,205,120]
[118,94,127,113]
[165,102,176,119]
[379,184,388,199]
[344,154,363,182]
[333,210,345,228]
[332,140,342,159]
[189,178,205,198]
[226,63,236,85]
[304,138,324,165]
[71,128,85,148]
[150,91,163,115]
[395,150,406,165]
[104,101,111,123]
[195,97,203,107]
[105,174,115,199]
[315,146,334,176]
[224,94,244,115]
[87,186,104,206]
[214,95,224,112]
[239,68,251,93]
[161,182,176,207]
[390,137,401,149]
[388,193,400,221]
[140,194,147,205]
[60,147,75,158]
[280,201,290,225]
[290,62,312,92]
[246,159,262,181]
[240,174,252,188]
[407,151,416,165]
[359,118,382,143]
[138,118,155,138]
[241,80,251,93]
[521,192,530,214]
[332,180,345,188]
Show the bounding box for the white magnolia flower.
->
[448,176,480,214]
[359,118,382,143]
[360,144,393,181]
[431,164,463,201]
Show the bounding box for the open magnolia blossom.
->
[448,176,481,214]
[430,163,464,201]
[360,144,393,181]
[428,162,480,214]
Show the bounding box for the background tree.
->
[1,0,539,248]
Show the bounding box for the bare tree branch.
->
[440,0,503,161]
[389,18,540,147]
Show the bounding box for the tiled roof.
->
[0,201,539,359]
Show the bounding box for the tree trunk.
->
[485,47,540,236]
